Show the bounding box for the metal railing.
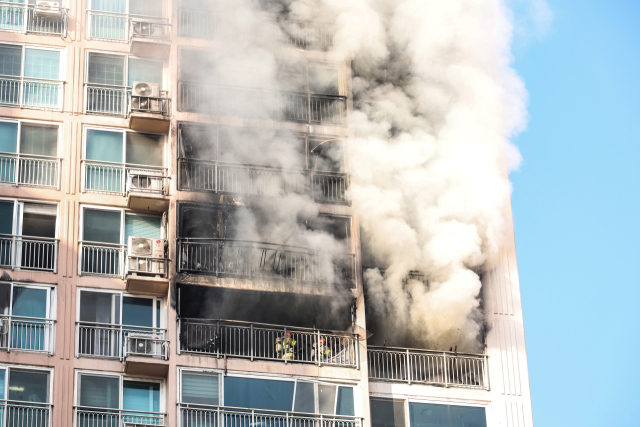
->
[0,75,63,110]
[127,255,167,277]
[129,94,170,116]
[82,160,167,196]
[79,241,124,277]
[85,84,171,118]
[367,346,488,389]
[0,2,68,36]
[75,406,165,427]
[0,234,58,273]
[285,22,333,50]
[178,83,347,125]
[178,8,213,39]
[87,10,170,42]
[179,404,361,427]
[0,315,55,354]
[177,238,356,288]
[179,159,349,204]
[0,152,61,189]
[76,322,168,360]
[178,318,358,367]
[2,401,51,427]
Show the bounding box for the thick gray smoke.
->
[189,0,534,350]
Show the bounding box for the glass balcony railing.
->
[0,315,55,354]
[178,159,349,204]
[367,345,489,389]
[178,318,358,367]
[0,75,63,110]
[0,152,61,189]
[76,322,168,360]
[0,3,68,36]
[0,234,58,273]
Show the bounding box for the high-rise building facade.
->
[0,2,533,427]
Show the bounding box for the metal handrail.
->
[81,159,167,196]
[0,314,56,354]
[0,2,68,36]
[367,345,489,389]
[76,321,168,361]
[0,152,61,189]
[178,317,358,367]
[86,9,170,42]
[0,75,64,110]
[0,399,52,427]
[78,241,125,278]
[0,234,58,273]
[74,406,165,427]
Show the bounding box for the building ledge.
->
[130,38,171,60]
[126,274,169,295]
[124,358,169,377]
[127,191,169,212]
[128,112,171,133]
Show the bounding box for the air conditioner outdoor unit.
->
[127,333,164,357]
[128,236,165,258]
[132,20,165,38]
[128,169,164,192]
[132,81,160,98]
[35,1,61,16]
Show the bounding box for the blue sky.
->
[510,1,640,426]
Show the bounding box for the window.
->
[0,282,55,353]
[0,199,57,271]
[0,119,60,188]
[77,289,164,358]
[79,206,163,276]
[76,372,163,427]
[179,371,356,417]
[370,399,407,427]
[88,0,163,41]
[408,403,487,427]
[90,0,162,16]
[82,127,164,194]
[0,365,52,427]
[0,44,62,108]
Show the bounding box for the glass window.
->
[371,399,406,427]
[126,133,163,166]
[88,54,125,86]
[86,130,123,163]
[20,125,58,157]
[0,46,22,76]
[0,122,18,153]
[409,403,487,427]
[122,296,154,327]
[0,369,5,400]
[24,50,60,80]
[224,377,294,412]
[181,373,219,406]
[128,58,163,87]
[79,290,120,324]
[125,215,162,241]
[308,67,339,96]
[92,0,126,13]
[129,0,162,17]
[83,209,121,244]
[8,370,49,403]
[79,374,120,409]
[123,380,160,413]
[336,387,354,416]
[318,384,336,415]
[293,382,314,414]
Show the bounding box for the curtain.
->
[128,58,163,87]
[409,403,487,427]
[223,376,294,411]
[181,373,218,405]
[125,215,161,241]
[126,133,163,166]
[79,375,119,409]
[85,130,124,193]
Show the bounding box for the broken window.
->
[179,205,230,239]
[309,137,344,172]
[308,66,340,96]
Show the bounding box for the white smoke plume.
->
[186,0,538,349]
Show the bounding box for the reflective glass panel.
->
[409,403,487,427]
[224,377,294,411]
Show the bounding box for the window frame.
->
[88,0,165,18]
[79,204,165,245]
[0,118,62,159]
[0,197,59,238]
[0,364,54,404]
[82,125,167,168]
[84,51,167,90]
[0,42,65,81]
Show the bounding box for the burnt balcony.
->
[0,3,68,36]
[367,346,489,390]
[178,318,358,367]
[178,83,346,125]
[178,159,349,204]
[177,238,356,289]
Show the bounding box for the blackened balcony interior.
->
[177,202,355,289]
[178,124,349,204]
[178,285,358,366]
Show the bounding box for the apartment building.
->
[0,1,533,427]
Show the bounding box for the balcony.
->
[285,22,333,50]
[76,322,168,361]
[75,407,165,427]
[84,85,171,126]
[0,75,63,110]
[0,3,68,36]
[0,315,55,354]
[178,318,358,367]
[79,243,169,282]
[177,238,356,289]
[178,8,213,39]
[1,401,51,427]
[0,234,58,273]
[179,159,349,204]
[0,152,61,189]
[179,404,361,427]
[178,83,346,125]
[367,346,489,390]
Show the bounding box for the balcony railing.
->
[367,346,488,389]
[285,22,333,50]
[177,238,356,288]
[0,152,61,189]
[129,94,171,116]
[85,84,171,118]
[179,159,349,204]
[178,318,358,367]
[0,75,63,110]
[0,315,55,354]
[79,241,124,277]
[81,160,167,196]
[0,2,68,36]
[75,406,165,427]
[0,234,58,273]
[87,10,170,42]
[76,322,168,360]
[178,8,213,39]
[2,401,51,427]
[179,404,361,427]
[127,255,167,277]
[178,83,347,125]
